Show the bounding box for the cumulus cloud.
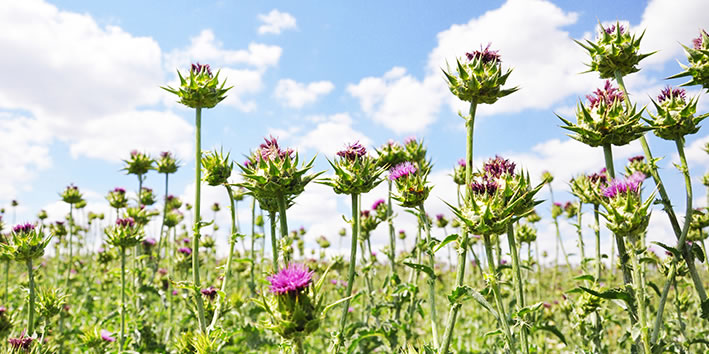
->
[291,113,372,155]
[257,9,297,35]
[0,114,52,200]
[274,79,335,108]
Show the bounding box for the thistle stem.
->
[388,180,397,276]
[652,137,696,343]
[277,192,290,264]
[628,235,651,354]
[208,185,238,330]
[577,202,586,271]
[418,204,439,349]
[65,204,74,287]
[335,193,360,351]
[594,204,601,283]
[120,247,127,351]
[192,106,208,334]
[26,259,35,334]
[507,224,529,353]
[249,197,257,293]
[269,211,278,272]
[484,233,515,350]
[439,100,476,354]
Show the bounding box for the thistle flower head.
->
[586,80,624,110]
[435,214,449,228]
[100,329,116,343]
[162,62,231,109]
[336,141,367,161]
[201,149,233,186]
[452,158,467,186]
[105,217,142,249]
[598,172,654,237]
[8,331,32,351]
[122,150,154,176]
[258,136,293,162]
[267,263,313,295]
[647,85,708,140]
[156,151,180,174]
[60,184,84,205]
[389,162,417,181]
[602,171,644,198]
[374,140,407,168]
[668,30,709,90]
[443,44,518,104]
[372,199,385,210]
[389,161,430,207]
[178,247,192,256]
[483,155,516,178]
[3,223,52,262]
[603,24,625,35]
[200,286,218,301]
[12,223,34,235]
[578,21,653,79]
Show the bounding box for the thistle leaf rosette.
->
[569,168,608,205]
[390,162,431,208]
[576,23,654,79]
[202,149,233,186]
[443,44,518,104]
[668,30,709,90]
[105,217,144,249]
[256,263,345,343]
[320,141,386,195]
[448,156,543,236]
[0,223,53,262]
[161,63,232,109]
[646,86,709,140]
[374,140,407,169]
[597,172,655,238]
[239,137,320,212]
[558,80,649,147]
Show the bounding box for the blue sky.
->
[1,0,708,260]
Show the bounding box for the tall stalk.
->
[209,185,238,330]
[418,204,439,348]
[627,234,651,353]
[120,247,127,351]
[439,100,476,354]
[269,211,278,272]
[387,180,397,276]
[593,204,601,282]
[249,197,257,293]
[507,224,529,353]
[484,233,515,350]
[26,259,35,334]
[192,106,208,334]
[576,202,586,271]
[276,193,290,264]
[335,193,360,352]
[65,204,74,287]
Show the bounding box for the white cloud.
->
[274,79,335,108]
[68,110,194,162]
[348,67,445,134]
[257,9,297,35]
[0,114,52,200]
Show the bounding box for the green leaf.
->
[574,274,595,282]
[433,234,458,254]
[403,262,435,279]
[533,324,567,344]
[579,286,633,305]
[652,241,679,257]
[692,242,705,263]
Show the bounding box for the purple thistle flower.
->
[457,159,466,167]
[470,179,498,196]
[436,214,445,221]
[8,331,32,351]
[602,172,645,198]
[182,238,191,244]
[389,162,417,181]
[160,151,172,159]
[330,279,338,285]
[200,286,218,300]
[403,136,417,145]
[258,136,294,162]
[172,289,178,296]
[100,329,116,342]
[361,210,370,218]
[693,30,708,49]
[657,86,687,103]
[371,199,385,210]
[267,263,314,295]
[586,80,624,110]
[243,159,252,168]
[191,62,212,77]
[336,141,367,161]
[158,268,168,275]
[553,202,562,207]
[465,43,501,64]
[483,155,516,178]
[178,247,192,256]
[116,217,135,228]
[588,168,608,184]
[142,237,157,247]
[604,24,625,35]
[113,187,126,194]
[12,223,35,234]
[628,155,645,163]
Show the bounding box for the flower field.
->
[2,10,709,354]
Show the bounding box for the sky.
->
[0,0,708,262]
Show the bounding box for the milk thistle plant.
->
[60,184,84,287]
[668,29,709,90]
[320,141,384,351]
[162,62,231,334]
[439,44,518,354]
[1,224,52,335]
[375,140,407,276]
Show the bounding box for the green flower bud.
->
[443,44,518,104]
[452,159,467,186]
[316,235,330,249]
[515,223,537,244]
[36,287,67,318]
[139,187,157,206]
[122,150,154,176]
[60,184,84,205]
[161,63,232,109]
[106,187,128,210]
[1,223,53,262]
[577,23,653,79]
[668,30,709,91]
[202,149,233,186]
[156,151,180,174]
[646,86,709,140]
[105,218,144,249]
[374,140,407,169]
[321,141,385,196]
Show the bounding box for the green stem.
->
[335,193,360,351]
[269,211,278,272]
[388,180,397,276]
[3,260,7,305]
[484,234,515,350]
[628,235,651,354]
[250,197,257,293]
[26,259,35,334]
[419,204,439,349]
[155,173,170,275]
[652,137,696,343]
[277,192,290,264]
[594,204,601,283]
[120,247,127,351]
[192,106,207,334]
[65,204,74,287]
[507,224,529,353]
[438,100,476,354]
[577,202,586,272]
[208,185,238,330]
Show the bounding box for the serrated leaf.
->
[433,234,458,253]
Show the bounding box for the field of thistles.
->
[4,5,709,354]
